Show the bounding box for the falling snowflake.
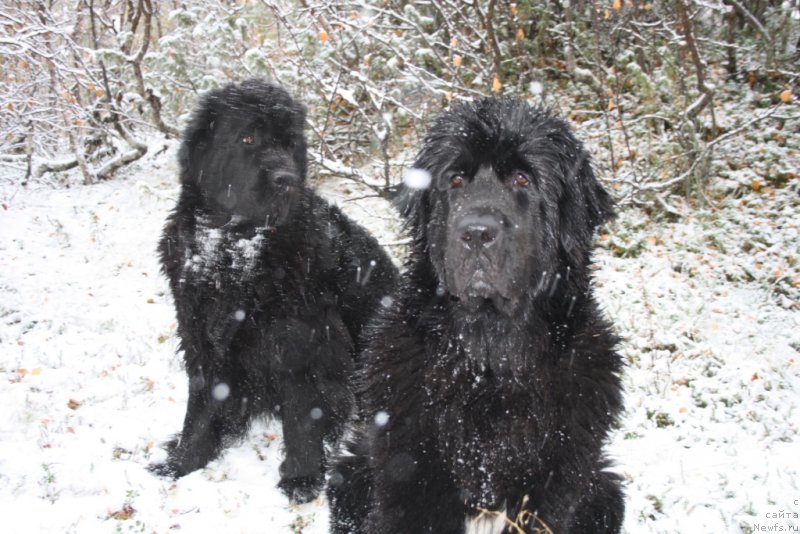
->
[374,410,389,427]
[403,168,432,190]
[213,383,230,401]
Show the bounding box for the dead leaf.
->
[492,76,502,93]
[108,504,135,521]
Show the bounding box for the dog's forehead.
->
[208,90,298,126]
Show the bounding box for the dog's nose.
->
[457,212,502,249]
[273,171,299,188]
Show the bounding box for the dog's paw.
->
[278,475,323,504]
[146,460,182,479]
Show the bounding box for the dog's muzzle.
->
[447,208,514,306]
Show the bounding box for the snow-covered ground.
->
[1,127,798,533]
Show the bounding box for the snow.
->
[1,129,799,533]
[403,167,432,190]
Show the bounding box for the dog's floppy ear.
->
[391,139,441,240]
[178,91,219,184]
[289,98,309,179]
[390,177,429,243]
[551,128,615,267]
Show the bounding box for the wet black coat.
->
[149,80,397,504]
[328,98,624,533]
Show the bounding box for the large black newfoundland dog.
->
[149,79,397,503]
[328,98,624,533]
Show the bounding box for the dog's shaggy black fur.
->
[149,79,397,503]
[328,98,624,533]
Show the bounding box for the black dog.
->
[149,79,397,503]
[328,98,624,533]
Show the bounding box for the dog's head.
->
[178,79,308,229]
[397,98,614,315]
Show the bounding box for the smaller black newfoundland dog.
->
[328,98,624,533]
[150,79,397,503]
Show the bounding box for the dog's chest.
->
[464,510,508,534]
[180,225,267,285]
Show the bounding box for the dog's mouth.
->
[221,213,282,236]
[450,267,517,314]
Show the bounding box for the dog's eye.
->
[242,135,255,145]
[514,173,530,187]
[450,175,464,188]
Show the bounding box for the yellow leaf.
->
[31,367,41,376]
[492,76,502,93]
[510,3,518,16]
[450,37,459,48]
[516,28,525,42]
[613,0,622,10]
[94,89,104,98]
[752,179,761,191]
[604,8,610,19]
[6,103,12,111]
[319,30,329,43]
[607,99,616,111]
[453,55,462,67]
[779,89,792,103]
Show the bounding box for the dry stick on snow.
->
[88,0,147,181]
[128,0,179,138]
[674,0,715,123]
